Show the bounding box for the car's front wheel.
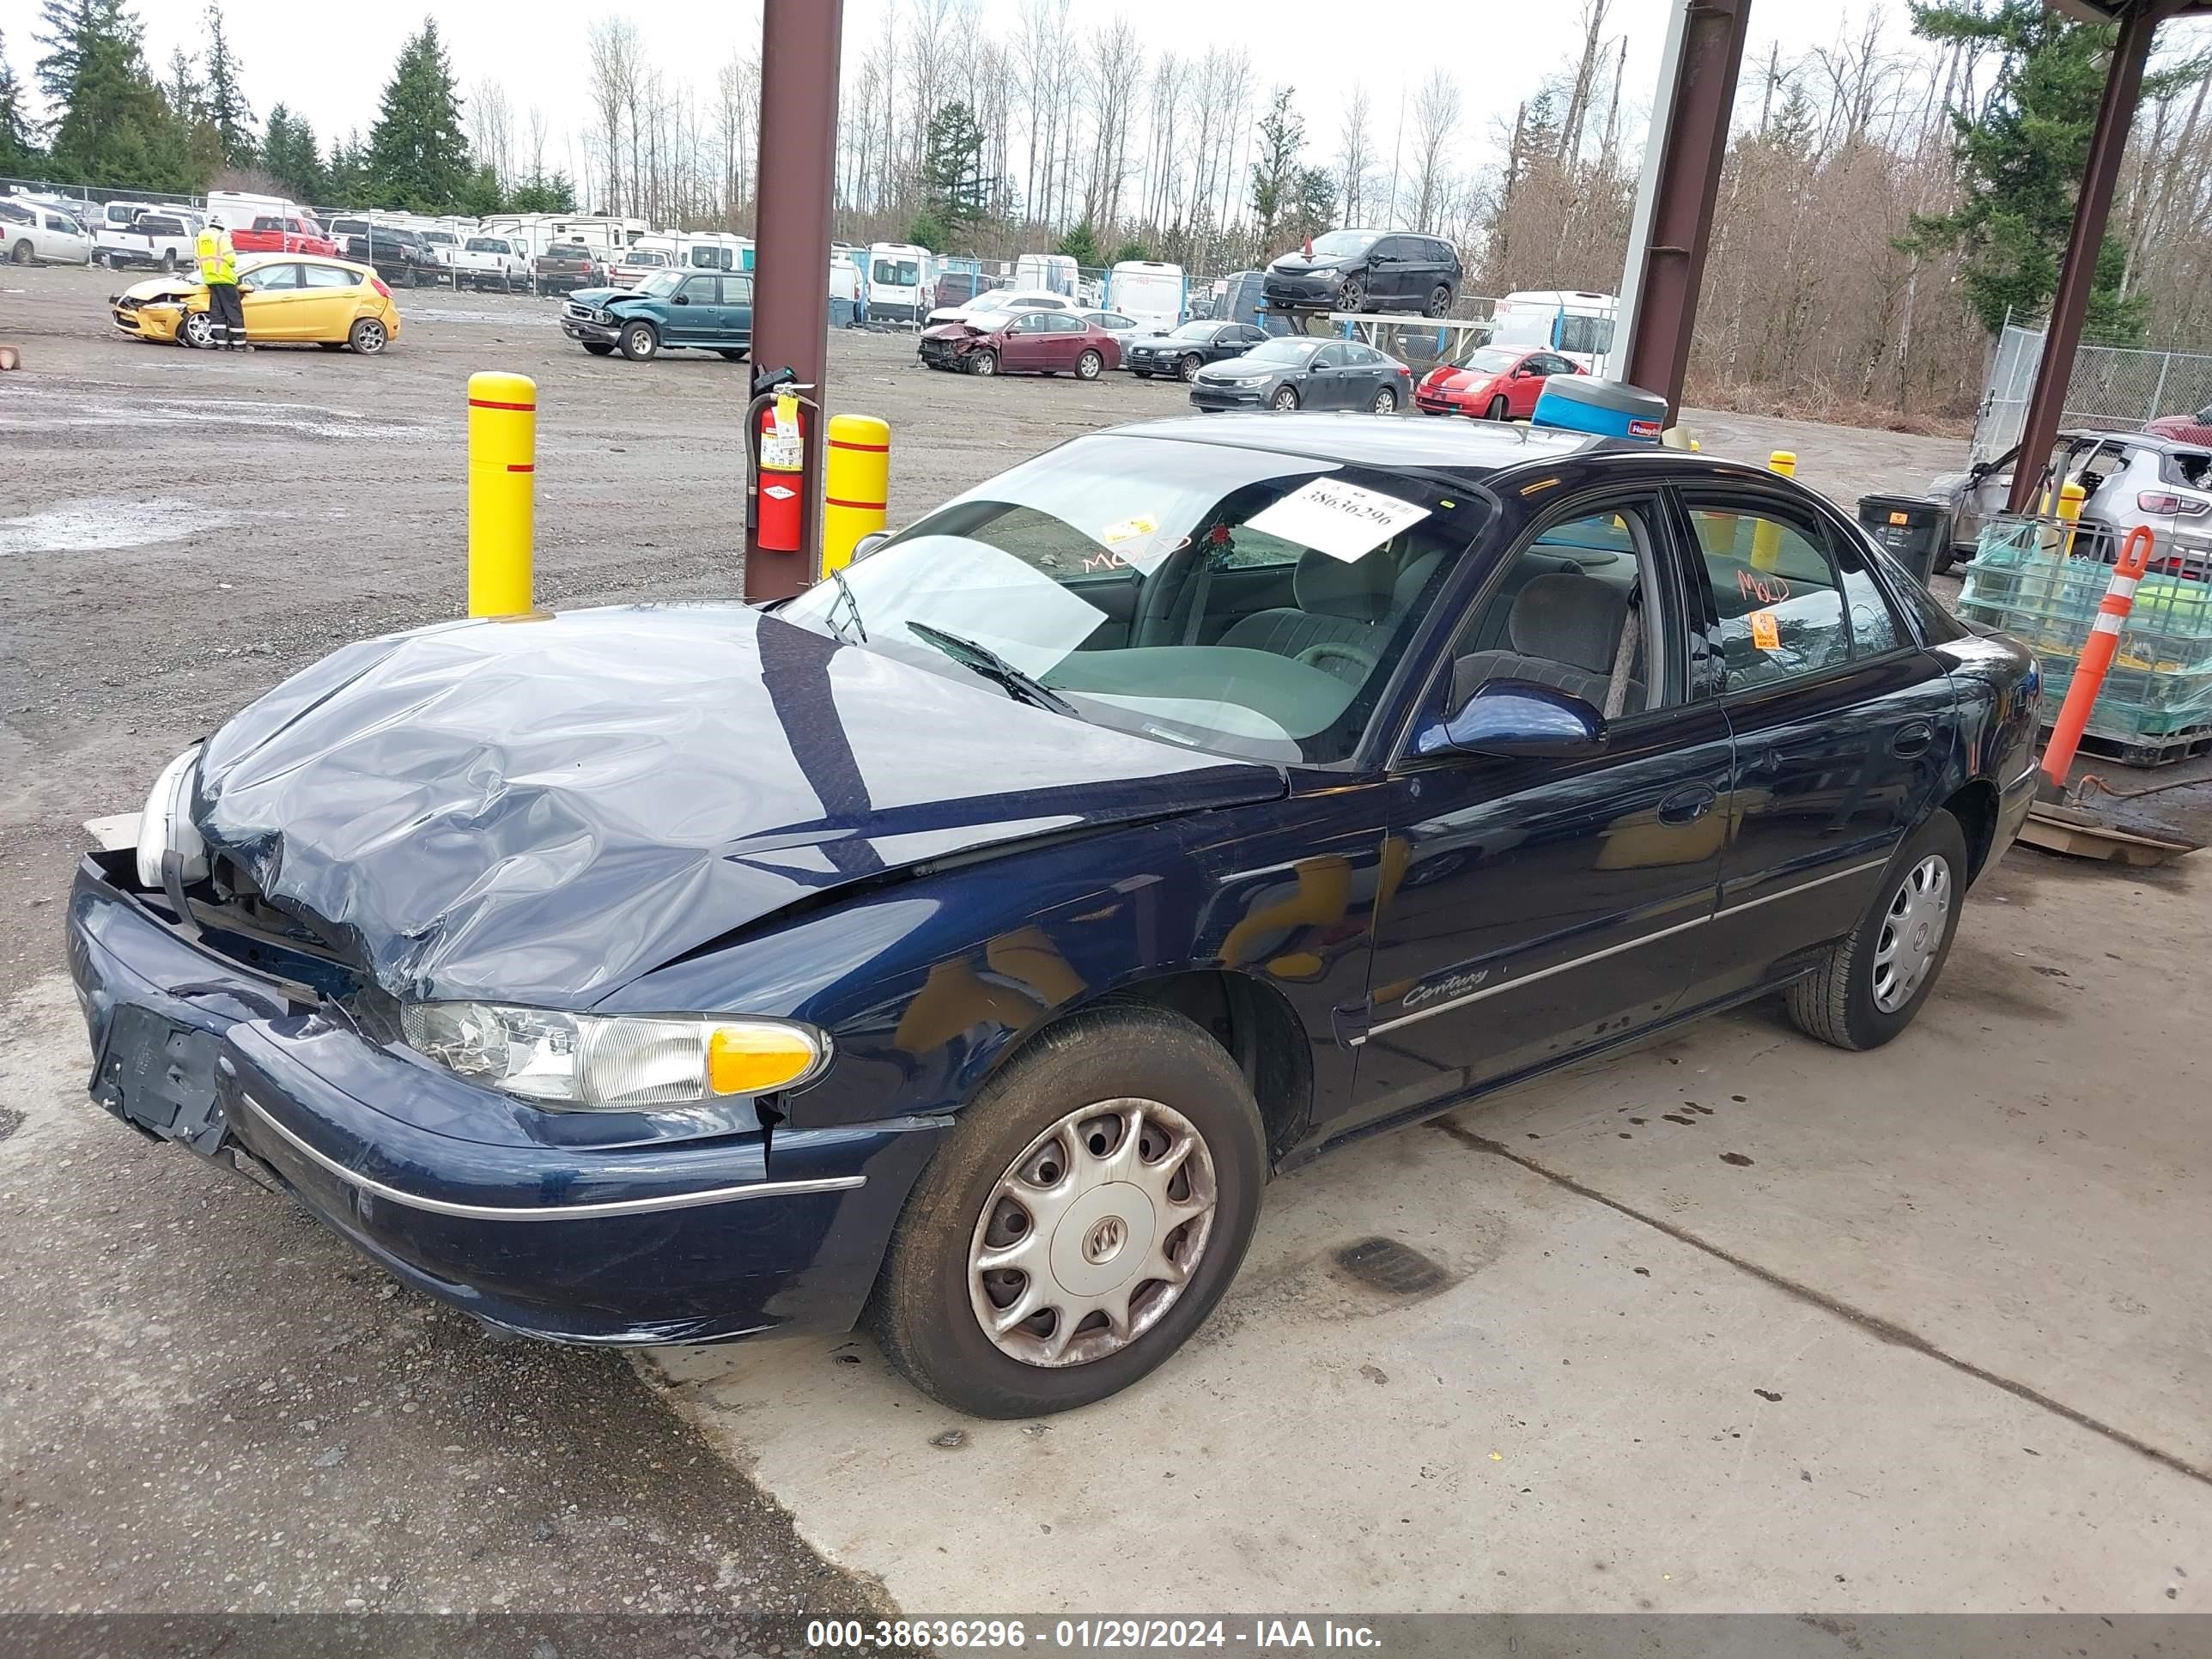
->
[1486,394,1510,421]
[867,1006,1266,1418]
[1271,385,1300,411]
[620,320,658,361]
[1337,275,1366,312]
[179,309,216,349]
[1178,354,1201,381]
[965,347,999,376]
[1786,809,1968,1051]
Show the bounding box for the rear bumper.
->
[67,854,941,1346]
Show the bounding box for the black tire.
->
[1932,542,1967,578]
[716,348,748,362]
[866,1005,1267,1419]
[619,320,658,361]
[9,240,31,265]
[1133,369,1152,380]
[582,341,615,356]
[1486,394,1510,421]
[347,316,387,355]
[316,342,345,351]
[161,249,178,273]
[179,309,216,349]
[1178,354,1201,382]
[1338,275,1366,312]
[1370,385,1399,415]
[1075,349,1103,380]
[965,347,998,376]
[1786,810,1968,1052]
[1271,385,1300,411]
[1425,284,1452,319]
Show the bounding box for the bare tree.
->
[1409,68,1461,234]
[1338,82,1375,226]
[585,20,640,215]
[1555,0,1611,165]
[471,79,514,187]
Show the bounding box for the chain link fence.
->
[1973,313,2212,465]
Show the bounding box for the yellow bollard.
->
[1751,450,1798,569]
[821,414,890,577]
[467,371,537,616]
[2052,477,2087,556]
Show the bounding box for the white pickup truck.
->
[94,206,204,272]
[451,233,531,292]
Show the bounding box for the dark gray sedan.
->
[1189,336,1415,415]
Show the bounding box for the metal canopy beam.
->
[2005,0,2184,513]
[745,0,844,599]
[1615,0,1753,416]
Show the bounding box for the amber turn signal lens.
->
[707,1025,823,1096]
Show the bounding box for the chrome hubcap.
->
[1872,854,1950,1013]
[968,1097,1218,1370]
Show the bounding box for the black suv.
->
[333,224,441,288]
[1262,230,1462,317]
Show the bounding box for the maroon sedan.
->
[918,310,1121,380]
[2148,404,2212,447]
[1415,345,1582,420]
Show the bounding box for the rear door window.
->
[302,264,357,289]
[1683,499,1856,690]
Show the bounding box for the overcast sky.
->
[0,1,1920,174]
[3,0,2206,189]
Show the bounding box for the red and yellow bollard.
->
[2040,524,2156,790]
[822,414,890,576]
[467,371,537,617]
[1751,450,1797,570]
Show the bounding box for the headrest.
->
[1510,573,1628,674]
[1292,544,1395,622]
[1392,550,1443,611]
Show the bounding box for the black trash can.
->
[1856,494,1954,585]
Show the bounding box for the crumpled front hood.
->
[192,604,1284,1006]
[567,286,624,307]
[1268,253,1347,276]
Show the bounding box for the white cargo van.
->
[1013,252,1079,297]
[866,243,933,323]
[1488,290,1619,374]
[1107,261,1187,335]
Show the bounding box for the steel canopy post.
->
[2004,1,2175,514]
[746,0,844,600]
[1614,0,1753,416]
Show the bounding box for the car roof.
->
[2064,427,2209,454]
[1113,414,1606,479]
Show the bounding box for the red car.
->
[918,311,1121,380]
[232,213,338,258]
[1416,345,1581,420]
[2148,404,2212,447]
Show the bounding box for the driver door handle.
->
[1658,784,1717,824]
[1891,721,1935,758]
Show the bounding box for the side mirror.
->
[1415,678,1607,761]
[851,532,892,562]
[674,294,690,304]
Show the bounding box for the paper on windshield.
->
[1245,477,1431,562]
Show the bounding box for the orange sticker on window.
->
[1749,611,1781,651]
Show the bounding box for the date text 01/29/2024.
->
[802,1618,1384,1650]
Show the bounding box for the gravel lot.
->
[0,261,1977,1621]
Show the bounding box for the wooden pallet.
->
[2045,722,2212,768]
[2018,807,2195,866]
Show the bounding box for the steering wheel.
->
[1296,640,1379,680]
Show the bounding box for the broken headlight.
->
[399,1003,830,1110]
[136,744,209,890]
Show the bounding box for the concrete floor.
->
[653,848,2210,1614]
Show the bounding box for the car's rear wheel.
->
[1271,385,1300,411]
[966,348,999,376]
[1786,810,1968,1051]
[348,317,387,355]
[866,1006,1266,1418]
[1370,386,1399,415]
[620,320,658,361]
[161,250,178,272]
[1486,394,1510,421]
[9,240,32,265]
[1075,349,1103,380]
[582,341,615,356]
[1426,284,1452,319]
[1178,354,1201,381]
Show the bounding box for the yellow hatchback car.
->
[110,253,402,354]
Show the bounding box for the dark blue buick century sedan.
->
[70,416,2039,1418]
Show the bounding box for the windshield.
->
[964,291,1013,313]
[635,270,684,296]
[781,434,1489,764]
[1309,231,1377,258]
[1168,322,1217,341]
[1245,338,1316,367]
[1459,347,1522,374]
[466,237,508,253]
[424,231,455,245]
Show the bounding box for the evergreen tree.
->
[262,102,323,201]
[1247,88,1305,246]
[365,20,470,210]
[0,31,40,173]
[505,169,574,213]
[202,3,253,168]
[325,131,368,200]
[1056,220,1101,267]
[1111,237,1151,266]
[458,161,502,216]
[1908,0,2148,342]
[919,100,988,244]
[35,0,195,188]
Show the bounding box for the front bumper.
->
[1189,382,1268,410]
[1262,272,1342,308]
[560,309,622,345]
[1415,389,1477,416]
[67,852,941,1346]
[918,337,967,369]
[110,300,184,343]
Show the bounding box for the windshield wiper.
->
[823,566,867,643]
[902,621,1083,720]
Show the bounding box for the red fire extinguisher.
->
[754,394,805,554]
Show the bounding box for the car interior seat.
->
[1449,572,1642,711]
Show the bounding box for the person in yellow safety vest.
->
[196,218,249,351]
